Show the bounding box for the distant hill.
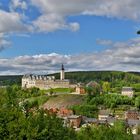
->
[51,71,140,84]
[1,71,140,86]
[128,71,140,76]
[0,75,22,86]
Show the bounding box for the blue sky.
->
[0,0,140,74]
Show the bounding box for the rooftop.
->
[86,81,99,87]
[68,115,81,119]
[127,119,140,126]
[99,110,111,116]
[22,74,55,80]
[126,110,139,114]
[122,87,133,92]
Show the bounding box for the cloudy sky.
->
[0,0,140,74]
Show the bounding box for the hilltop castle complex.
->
[22,64,74,89]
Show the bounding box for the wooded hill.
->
[0,75,22,86]
[1,71,140,88]
[52,71,140,84]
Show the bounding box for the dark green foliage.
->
[0,86,76,140]
[51,71,140,84]
[70,93,138,118]
[77,121,133,140]
[17,87,45,99]
[131,83,140,93]
[86,83,101,96]
[88,94,134,108]
[0,75,22,86]
[135,96,140,109]
[70,105,98,118]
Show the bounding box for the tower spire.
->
[60,64,65,80]
[61,64,64,71]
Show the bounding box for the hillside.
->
[51,71,140,84]
[43,94,84,109]
[0,75,22,86]
[1,71,140,86]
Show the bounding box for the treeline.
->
[52,71,140,84]
[1,71,140,87]
[0,75,22,86]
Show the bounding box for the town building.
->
[86,81,99,88]
[22,64,75,89]
[126,119,140,134]
[67,115,82,128]
[98,110,111,120]
[83,117,98,125]
[125,110,139,120]
[58,108,73,117]
[75,83,86,94]
[86,81,101,94]
[45,107,74,117]
[121,87,134,97]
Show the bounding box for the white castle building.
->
[22,64,73,89]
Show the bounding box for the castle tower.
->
[60,64,65,80]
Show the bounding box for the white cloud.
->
[69,23,80,32]
[1,0,140,35]
[0,0,140,35]
[33,13,80,32]
[1,37,140,74]
[33,14,66,32]
[0,10,29,34]
[0,37,11,51]
[10,0,27,10]
[31,0,140,20]
[96,39,113,46]
[0,9,32,50]
[29,0,140,33]
[1,0,140,71]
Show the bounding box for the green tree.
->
[135,96,140,109]
[76,121,133,140]
[0,86,76,140]
[102,82,110,94]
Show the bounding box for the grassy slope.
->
[43,94,84,109]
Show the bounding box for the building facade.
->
[121,87,134,97]
[22,65,74,89]
[75,83,86,94]
[125,110,139,120]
